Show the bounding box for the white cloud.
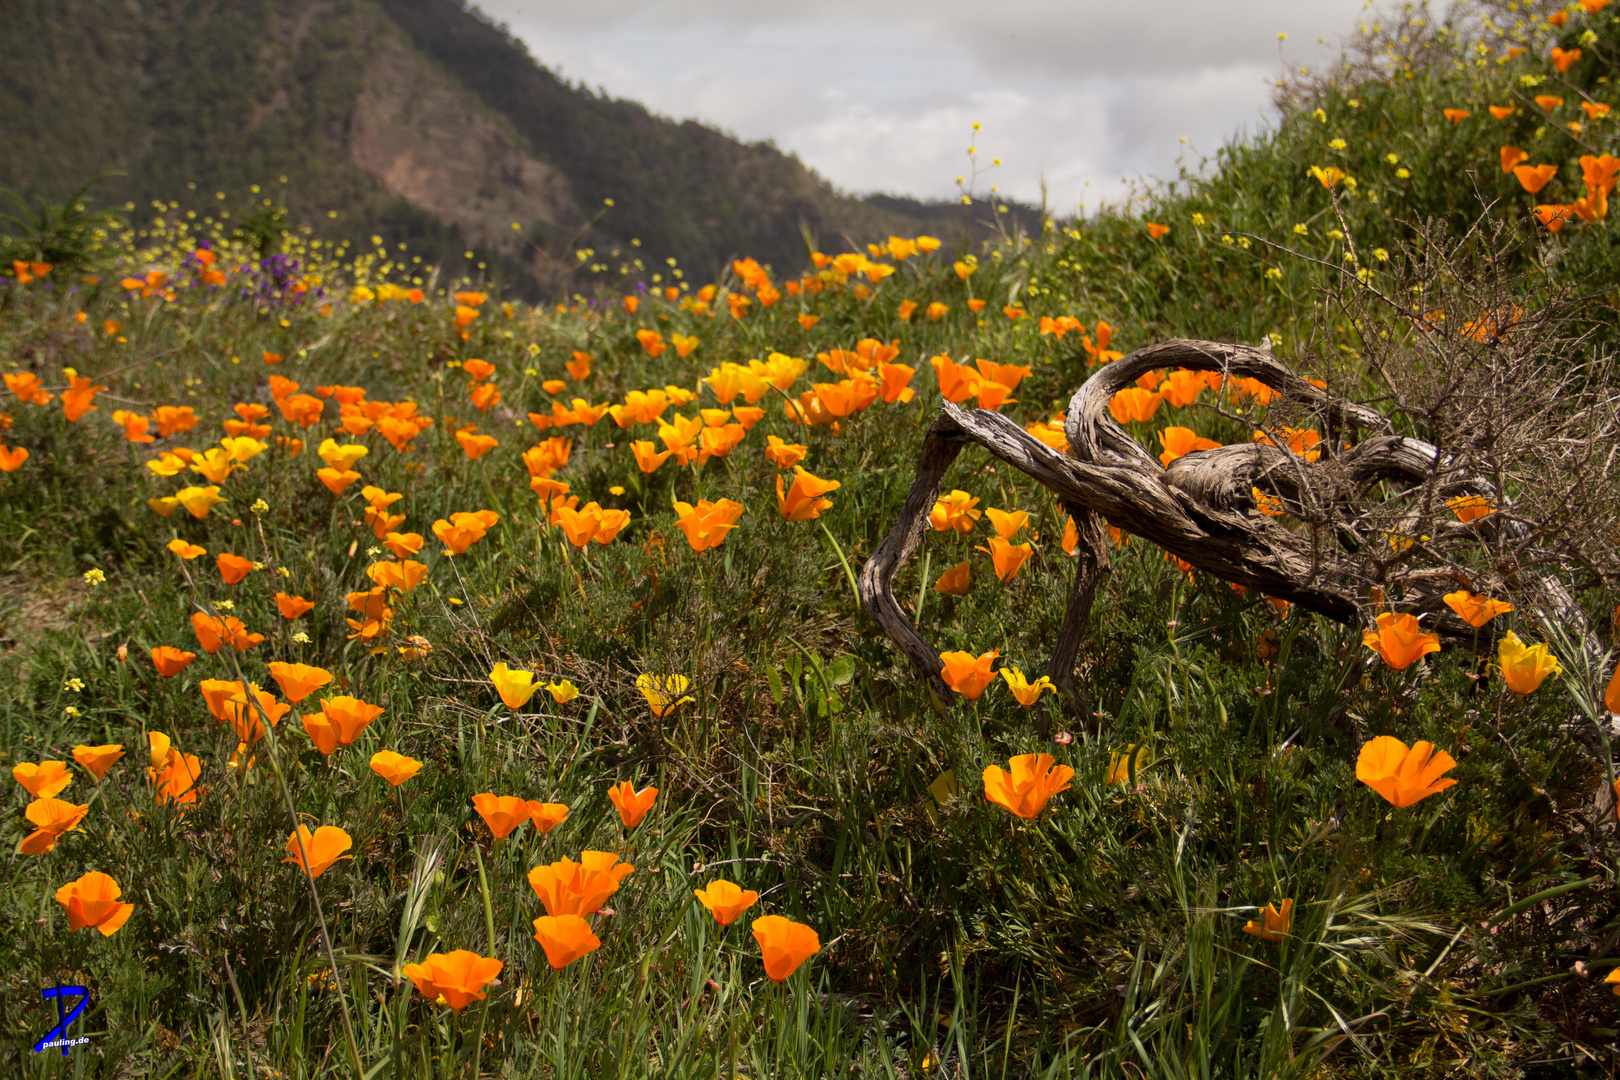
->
[475,0,1370,210]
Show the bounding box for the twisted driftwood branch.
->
[860,338,1589,708]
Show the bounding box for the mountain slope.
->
[373,0,939,278]
[0,0,985,294]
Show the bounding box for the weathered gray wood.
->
[859,336,1577,706]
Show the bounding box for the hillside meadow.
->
[4,1,1620,1076]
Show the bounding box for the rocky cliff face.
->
[347,27,582,287]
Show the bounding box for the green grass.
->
[5,4,1620,1077]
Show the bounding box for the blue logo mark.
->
[33,985,90,1055]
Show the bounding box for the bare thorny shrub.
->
[1277,212,1620,679]
[1275,0,1558,115]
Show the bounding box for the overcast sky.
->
[476,0,1374,214]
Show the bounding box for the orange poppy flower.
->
[875,360,917,404]
[370,750,423,786]
[552,502,630,547]
[5,371,54,405]
[489,663,539,709]
[1063,517,1081,555]
[62,373,109,422]
[1573,184,1610,224]
[929,489,981,534]
[672,499,745,552]
[432,510,499,555]
[627,439,671,474]
[189,447,237,484]
[977,536,1033,582]
[1495,631,1563,695]
[1583,101,1611,120]
[1362,612,1441,671]
[14,760,71,798]
[1549,9,1570,26]
[220,434,269,463]
[383,532,425,559]
[366,559,428,592]
[1444,494,1493,522]
[930,353,979,404]
[751,915,821,982]
[18,796,90,855]
[1145,222,1170,239]
[190,612,264,653]
[764,436,808,470]
[608,780,658,827]
[302,695,384,754]
[112,410,156,443]
[72,744,125,780]
[1442,590,1512,627]
[473,793,535,839]
[1552,47,1582,73]
[532,915,601,970]
[315,467,358,495]
[1106,744,1152,785]
[999,668,1055,707]
[403,950,504,1009]
[56,871,135,935]
[1241,899,1293,942]
[1157,426,1221,466]
[982,752,1074,818]
[1534,94,1565,112]
[1155,368,1207,409]
[1309,165,1346,189]
[939,649,999,700]
[1604,659,1620,714]
[274,593,314,619]
[148,749,202,806]
[165,538,205,560]
[1534,203,1578,232]
[1500,145,1529,174]
[456,429,499,459]
[0,444,29,472]
[268,662,333,704]
[150,645,197,677]
[1581,153,1620,194]
[777,468,841,521]
[1108,387,1163,424]
[984,508,1029,540]
[216,553,255,584]
[1251,425,1321,461]
[1514,163,1559,193]
[530,802,569,833]
[1355,736,1458,807]
[695,879,759,926]
[198,678,250,722]
[278,393,325,428]
[283,825,353,878]
[208,684,287,745]
[934,560,971,595]
[316,438,368,471]
[528,851,635,916]
[1488,105,1517,120]
[1442,107,1471,122]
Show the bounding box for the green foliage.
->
[0,178,123,275]
[4,3,1620,1077]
